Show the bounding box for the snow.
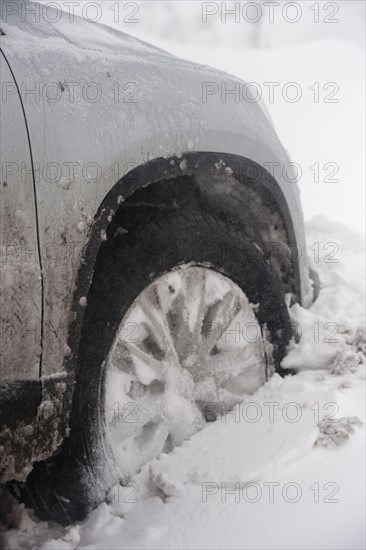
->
[3,216,365,550]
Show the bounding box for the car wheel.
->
[22,212,291,524]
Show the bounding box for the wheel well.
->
[107,167,297,300]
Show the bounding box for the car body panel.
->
[0,0,312,481]
[0,50,42,382]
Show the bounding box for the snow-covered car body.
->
[0,0,312,482]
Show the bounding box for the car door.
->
[0,50,42,382]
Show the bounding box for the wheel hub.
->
[104,265,266,478]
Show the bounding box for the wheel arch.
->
[64,151,303,374]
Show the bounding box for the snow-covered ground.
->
[3,220,365,550]
[3,2,365,549]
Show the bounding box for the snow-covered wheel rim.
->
[104,265,267,478]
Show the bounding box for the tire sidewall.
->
[70,213,291,510]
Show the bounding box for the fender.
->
[65,151,305,376]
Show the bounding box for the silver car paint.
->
[0,1,311,477]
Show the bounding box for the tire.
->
[22,212,291,524]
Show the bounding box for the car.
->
[0,0,315,524]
